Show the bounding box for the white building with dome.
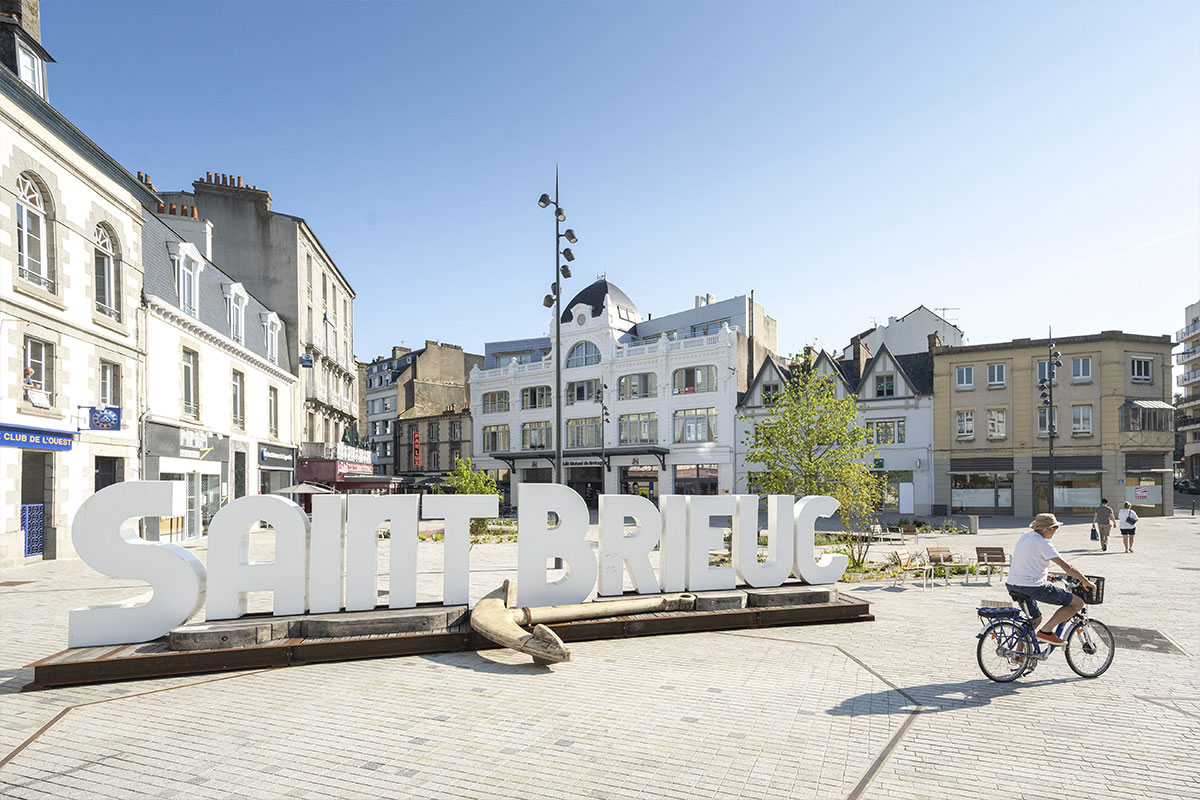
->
[469,279,776,508]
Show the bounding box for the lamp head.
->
[555,207,566,222]
[543,294,555,308]
[560,264,572,279]
[538,194,552,208]
[561,247,575,262]
[563,229,578,243]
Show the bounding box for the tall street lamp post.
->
[1037,327,1063,513]
[538,167,578,485]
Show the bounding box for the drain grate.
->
[1108,626,1186,655]
[0,580,34,587]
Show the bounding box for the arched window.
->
[566,341,600,368]
[673,365,718,395]
[16,174,50,290]
[482,391,510,413]
[94,224,120,320]
[618,372,657,400]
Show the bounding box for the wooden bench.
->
[974,546,1010,585]
[925,546,969,586]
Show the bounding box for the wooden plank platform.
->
[25,595,872,690]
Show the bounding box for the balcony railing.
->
[300,442,373,463]
[18,266,55,292]
[1178,319,1200,343]
[1180,395,1200,411]
[95,302,121,322]
[1179,415,1200,430]
[1177,348,1200,366]
[1178,369,1200,387]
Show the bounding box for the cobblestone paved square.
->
[2,512,1198,799]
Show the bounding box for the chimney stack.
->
[927,331,942,352]
[851,335,870,377]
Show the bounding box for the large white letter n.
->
[69,481,206,647]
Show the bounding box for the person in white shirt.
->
[1117,502,1139,553]
[1006,513,1097,646]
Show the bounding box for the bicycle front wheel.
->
[977,620,1030,682]
[1065,619,1115,678]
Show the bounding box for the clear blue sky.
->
[41,0,1200,364]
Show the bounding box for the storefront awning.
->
[489,445,670,471]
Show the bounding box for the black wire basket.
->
[1072,575,1105,605]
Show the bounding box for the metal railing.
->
[1178,319,1200,342]
[300,441,372,463]
[1178,369,1200,387]
[95,301,121,322]
[1177,348,1199,365]
[18,266,54,292]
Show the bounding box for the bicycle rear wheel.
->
[1064,619,1115,678]
[977,620,1030,682]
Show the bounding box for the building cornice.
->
[145,294,296,384]
[935,331,1173,356]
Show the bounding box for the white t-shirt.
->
[1008,530,1061,587]
[1118,508,1139,529]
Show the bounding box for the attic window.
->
[223,283,249,345]
[17,46,45,98]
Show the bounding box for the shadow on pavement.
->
[827,676,1082,716]
[419,651,553,675]
[0,667,33,696]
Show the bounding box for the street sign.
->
[299,353,314,368]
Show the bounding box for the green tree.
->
[742,350,883,567]
[443,456,501,534]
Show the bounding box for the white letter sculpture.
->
[686,495,737,592]
[309,495,347,613]
[68,481,206,647]
[733,495,796,587]
[422,493,498,606]
[597,494,662,596]
[792,494,848,584]
[517,484,596,607]
[207,495,310,619]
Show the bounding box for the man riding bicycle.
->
[1007,513,1097,646]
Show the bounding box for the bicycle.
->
[976,575,1115,682]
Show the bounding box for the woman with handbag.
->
[1118,502,1139,553]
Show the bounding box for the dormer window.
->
[223,283,248,345]
[17,46,45,98]
[167,240,205,318]
[178,257,197,316]
[261,312,281,364]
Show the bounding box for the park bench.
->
[974,546,1010,585]
[925,546,969,586]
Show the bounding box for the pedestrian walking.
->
[1118,502,1139,553]
[1092,498,1117,552]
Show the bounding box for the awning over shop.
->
[488,445,670,471]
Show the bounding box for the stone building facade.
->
[158,175,362,467]
[0,5,158,567]
[933,331,1176,517]
[1179,300,1200,480]
[470,280,776,509]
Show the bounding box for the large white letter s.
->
[68,481,206,647]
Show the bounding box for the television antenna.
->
[933,306,960,323]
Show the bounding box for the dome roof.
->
[560,279,638,324]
